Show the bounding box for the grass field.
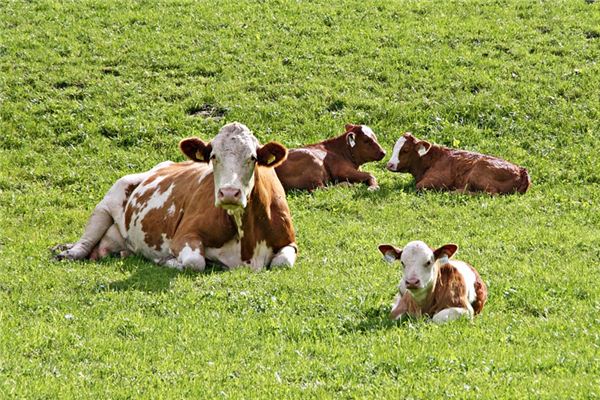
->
[1,0,599,398]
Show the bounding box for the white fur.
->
[361,125,376,140]
[417,143,430,157]
[178,243,206,271]
[205,240,276,271]
[432,307,472,324]
[125,182,174,259]
[271,245,297,268]
[399,241,436,293]
[450,260,477,305]
[387,137,407,170]
[210,123,259,209]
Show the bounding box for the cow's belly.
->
[205,240,273,271]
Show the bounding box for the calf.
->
[55,122,297,271]
[275,124,385,191]
[386,133,530,194]
[378,241,487,324]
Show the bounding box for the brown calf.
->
[378,241,487,324]
[386,133,530,194]
[275,124,385,191]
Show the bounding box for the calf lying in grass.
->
[378,241,487,324]
[386,132,530,194]
[275,124,386,191]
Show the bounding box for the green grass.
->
[1,0,600,397]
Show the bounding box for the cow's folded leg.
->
[431,307,472,324]
[55,204,114,260]
[165,239,206,271]
[270,245,297,268]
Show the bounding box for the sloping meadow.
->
[1,0,599,398]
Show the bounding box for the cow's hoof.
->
[50,243,74,254]
[367,185,380,191]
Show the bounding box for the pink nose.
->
[218,187,242,203]
[386,162,397,171]
[405,278,421,289]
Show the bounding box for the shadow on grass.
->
[341,305,398,334]
[106,256,225,293]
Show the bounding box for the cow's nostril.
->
[218,188,241,200]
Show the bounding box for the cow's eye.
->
[425,260,432,267]
[250,155,257,162]
[400,261,405,268]
[210,154,216,161]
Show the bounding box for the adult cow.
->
[55,122,297,271]
[275,124,386,191]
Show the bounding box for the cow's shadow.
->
[106,256,225,293]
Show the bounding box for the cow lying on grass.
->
[386,133,530,194]
[55,122,297,271]
[378,241,487,324]
[275,124,385,191]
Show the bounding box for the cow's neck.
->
[322,134,357,167]
[410,145,441,181]
[237,167,274,261]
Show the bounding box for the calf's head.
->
[378,240,458,295]
[344,124,386,165]
[386,133,432,172]
[180,122,287,209]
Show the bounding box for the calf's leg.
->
[431,307,472,324]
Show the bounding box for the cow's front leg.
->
[431,307,473,324]
[339,170,379,191]
[270,245,297,268]
[163,238,206,271]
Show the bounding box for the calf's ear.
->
[416,140,431,156]
[378,244,403,263]
[179,138,212,163]
[433,244,458,260]
[257,142,288,167]
[347,132,356,148]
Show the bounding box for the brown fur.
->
[389,133,530,194]
[275,124,385,191]
[390,262,488,319]
[125,161,295,264]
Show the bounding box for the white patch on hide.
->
[388,137,407,167]
[271,245,296,268]
[361,125,376,140]
[449,260,477,305]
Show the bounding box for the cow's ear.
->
[416,140,431,157]
[257,142,287,167]
[179,137,212,163]
[347,132,356,148]
[378,244,403,263]
[433,244,458,261]
[345,123,358,132]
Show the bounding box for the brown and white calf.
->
[55,122,297,271]
[386,133,531,194]
[275,124,386,191]
[378,241,487,324]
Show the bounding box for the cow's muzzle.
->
[386,162,399,171]
[217,186,243,208]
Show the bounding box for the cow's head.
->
[386,132,432,172]
[180,122,287,209]
[378,241,457,296]
[344,124,386,165]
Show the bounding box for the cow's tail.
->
[517,167,531,193]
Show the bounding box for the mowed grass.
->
[1,0,599,397]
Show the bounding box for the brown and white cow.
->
[55,122,297,271]
[378,241,487,324]
[386,133,531,194]
[275,124,386,191]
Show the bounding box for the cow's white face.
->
[209,123,259,209]
[379,241,458,301]
[179,122,287,210]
